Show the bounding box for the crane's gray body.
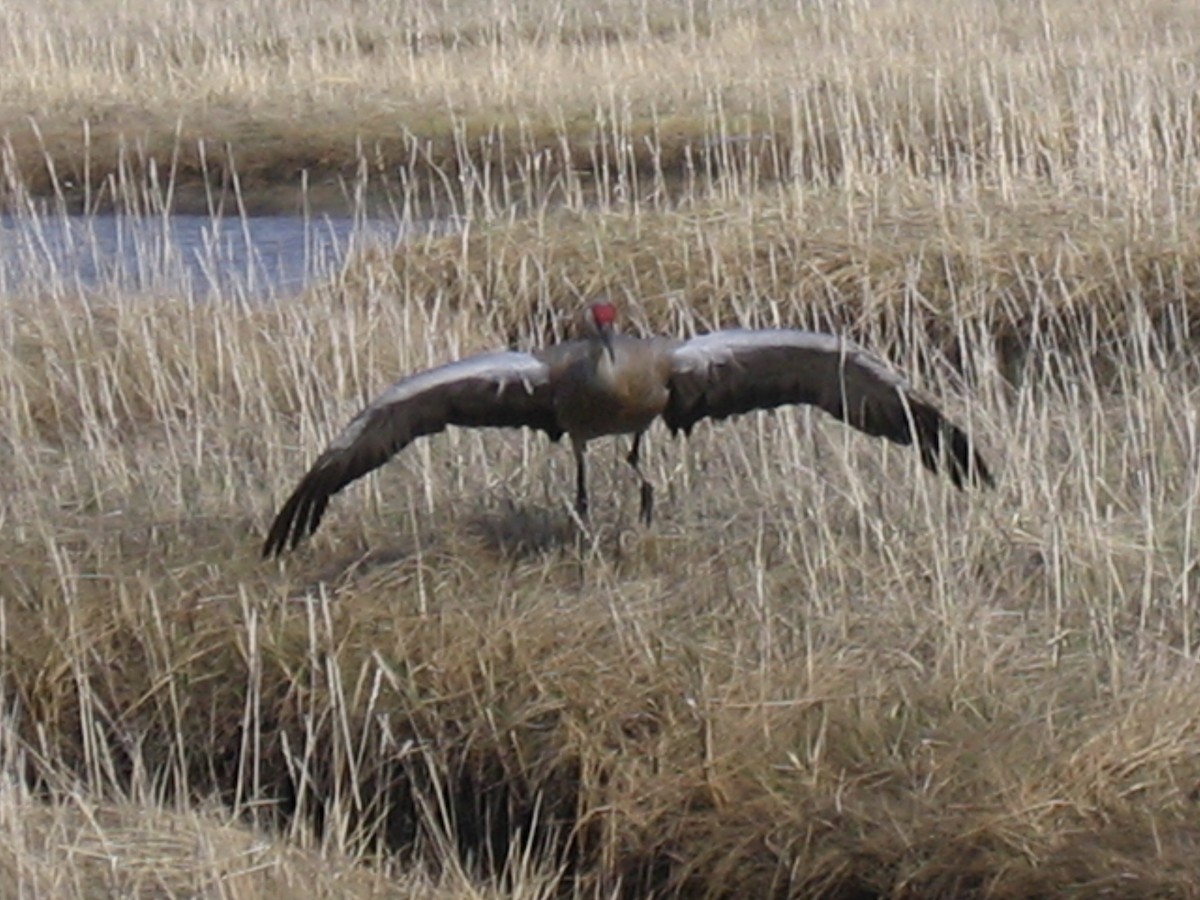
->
[263,308,992,556]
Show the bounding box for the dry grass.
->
[5,205,1200,895]
[0,775,510,899]
[4,0,1200,897]
[3,0,1200,213]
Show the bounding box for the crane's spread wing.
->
[663,329,993,488]
[264,351,561,556]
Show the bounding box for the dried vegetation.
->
[3,0,1200,897]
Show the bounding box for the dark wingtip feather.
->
[938,418,994,491]
[910,403,993,492]
[262,489,301,558]
[937,423,994,492]
[262,465,339,558]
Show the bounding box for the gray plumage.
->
[263,305,992,557]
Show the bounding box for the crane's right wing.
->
[264,351,561,556]
[663,329,992,489]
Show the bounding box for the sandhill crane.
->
[263,301,992,556]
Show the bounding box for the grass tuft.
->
[4,0,1200,896]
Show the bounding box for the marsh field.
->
[4,0,1200,896]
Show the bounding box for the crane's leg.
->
[572,437,589,520]
[627,432,654,525]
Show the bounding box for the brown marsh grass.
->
[3,0,1200,213]
[4,0,1200,897]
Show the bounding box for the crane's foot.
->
[639,481,654,525]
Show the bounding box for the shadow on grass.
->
[464,502,582,559]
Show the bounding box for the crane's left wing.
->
[663,329,992,488]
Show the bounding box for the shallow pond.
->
[0,212,406,299]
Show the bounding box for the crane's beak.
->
[599,324,616,362]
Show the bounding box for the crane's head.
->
[586,300,618,333]
[581,300,618,360]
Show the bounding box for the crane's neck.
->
[588,328,618,385]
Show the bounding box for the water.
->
[0,212,404,300]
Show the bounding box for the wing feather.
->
[263,351,560,556]
[664,330,992,488]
